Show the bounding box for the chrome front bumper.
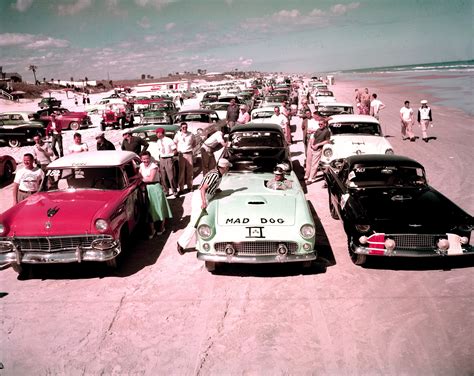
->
[197,252,317,264]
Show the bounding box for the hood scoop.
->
[246,196,268,205]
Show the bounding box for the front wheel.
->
[69,122,80,131]
[348,237,367,265]
[8,138,20,148]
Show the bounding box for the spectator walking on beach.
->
[236,104,250,124]
[179,96,184,107]
[354,89,362,113]
[46,113,64,158]
[177,158,232,254]
[370,93,386,121]
[155,127,178,198]
[417,100,433,142]
[173,122,196,194]
[68,133,88,154]
[226,98,239,129]
[400,100,415,141]
[95,132,115,150]
[360,88,371,115]
[32,134,53,171]
[121,129,148,154]
[13,153,44,204]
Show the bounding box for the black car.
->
[38,97,62,109]
[222,123,290,173]
[324,154,473,265]
[0,120,45,147]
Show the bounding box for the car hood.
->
[216,173,297,226]
[350,187,472,231]
[2,191,123,236]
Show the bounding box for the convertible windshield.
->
[44,167,125,191]
[347,166,426,188]
[330,122,382,136]
[230,131,284,148]
[252,111,273,119]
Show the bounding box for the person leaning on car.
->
[201,127,227,175]
[121,129,149,155]
[306,115,331,184]
[13,153,45,204]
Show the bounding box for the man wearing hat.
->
[155,127,178,198]
[417,100,433,142]
[266,163,293,190]
[96,132,115,151]
[121,129,148,155]
[177,158,232,254]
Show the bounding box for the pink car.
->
[0,151,144,276]
[36,107,92,131]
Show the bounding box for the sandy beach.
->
[1,74,473,375]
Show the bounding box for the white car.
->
[314,102,354,118]
[312,90,337,105]
[205,102,229,121]
[250,106,275,123]
[320,115,394,168]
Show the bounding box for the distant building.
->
[0,66,22,87]
[134,80,190,93]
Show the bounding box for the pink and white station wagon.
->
[0,151,144,276]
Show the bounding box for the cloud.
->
[138,16,151,28]
[57,0,92,16]
[0,33,34,46]
[134,0,174,10]
[11,0,34,12]
[165,22,175,31]
[25,37,70,49]
[239,56,253,67]
[331,2,360,15]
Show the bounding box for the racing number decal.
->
[246,227,265,238]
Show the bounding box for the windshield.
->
[347,166,426,188]
[44,167,125,191]
[330,122,382,136]
[316,106,353,116]
[230,131,284,148]
[209,103,229,111]
[252,111,274,119]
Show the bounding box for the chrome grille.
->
[388,234,440,250]
[214,241,298,256]
[12,235,112,252]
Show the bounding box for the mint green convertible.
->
[196,170,317,271]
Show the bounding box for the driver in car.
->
[266,163,292,190]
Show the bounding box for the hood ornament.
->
[47,206,60,217]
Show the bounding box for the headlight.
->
[437,238,449,251]
[300,224,315,239]
[323,148,333,158]
[0,241,14,252]
[385,149,394,155]
[0,223,6,236]
[95,219,109,232]
[355,224,371,233]
[197,224,212,239]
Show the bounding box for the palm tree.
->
[29,65,38,84]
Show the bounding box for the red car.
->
[0,151,144,276]
[35,107,92,131]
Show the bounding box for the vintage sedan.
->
[0,111,42,126]
[195,123,316,271]
[174,109,222,135]
[0,151,144,275]
[0,119,45,147]
[139,101,177,125]
[35,107,92,131]
[314,102,354,119]
[325,155,473,265]
[38,97,61,109]
[312,90,337,105]
[320,114,394,169]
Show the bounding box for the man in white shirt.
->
[400,100,415,141]
[33,134,54,171]
[417,99,433,142]
[370,93,386,121]
[270,106,290,143]
[201,128,226,175]
[173,122,196,194]
[155,127,178,197]
[68,133,88,154]
[13,153,44,204]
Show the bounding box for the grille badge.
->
[45,221,52,229]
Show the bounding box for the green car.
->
[139,101,177,125]
[195,123,317,272]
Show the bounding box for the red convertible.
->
[0,151,144,276]
[35,107,92,131]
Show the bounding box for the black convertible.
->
[324,154,473,265]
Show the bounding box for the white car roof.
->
[251,106,276,114]
[328,114,380,124]
[48,151,138,168]
[316,102,353,108]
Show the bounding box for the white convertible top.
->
[47,151,138,168]
[328,114,380,124]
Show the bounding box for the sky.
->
[0,0,472,81]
